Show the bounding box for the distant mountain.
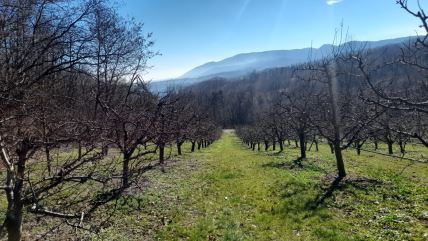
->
[180,45,328,80]
[150,36,415,92]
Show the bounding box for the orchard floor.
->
[92,130,427,241]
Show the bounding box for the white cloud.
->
[326,0,343,5]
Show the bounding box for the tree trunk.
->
[272,140,276,151]
[355,141,361,155]
[279,140,284,152]
[399,140,405,154]
[257,142,260,151]
[279,141,284,151]
[102,146,109,156]
[4,199,22,241]
[315,139,319,152]
[328,142,334,154]
[294,140,299,147]
[298,131,306,159]
[5,202,23,241]
[333,140,346,178]
[78,141,82,160]
[5,148,28,241]
[191,141,196,152]
[5,184,24,241]
[122,153,130,188]
[264,140,269,151]
[197,142,202,150]
[374,140,378,150]
[45,146,51,175]
[177,142,183,155]
[387,141,393,155]
[308,141,314,151]
[159,143,165,165]
[326,67,346,179]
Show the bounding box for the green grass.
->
[89,130,427,241]
[2,130,425,240]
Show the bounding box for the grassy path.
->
[97,130,427,241]
[155,130,318,240]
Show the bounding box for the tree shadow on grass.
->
[272,177,330,229]
[265,160,389,240]
[270,174,385,239]
[265,157,385,215]
[312,174,384,208]
[312,176,343,207]
[272,171,385,215]
[262,158,329,174]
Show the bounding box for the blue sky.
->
[118,0,424,81]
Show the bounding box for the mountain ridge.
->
[150,36,416,92]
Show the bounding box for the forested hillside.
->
[187,42,419,127]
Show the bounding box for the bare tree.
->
[0,1,155,240]
[352,0,428,148]
[90,3,157,189]
[277,73,317,162]
[298,30,381,179]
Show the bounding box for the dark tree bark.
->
[122,153,131,188]
[159,143,165,165]
[177,141,184,155]
[333,140,346,178]
[45,147,51,175]
[398,140,406,154]
[191,141,196,152]
[356,142,362,155]
[328,142,334,154]
[4,146,30,241]
[298,131,306,159]
[387,141,393,155]
[102,146,109,156]
[315,139,319,152]
[355,140,366,156]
